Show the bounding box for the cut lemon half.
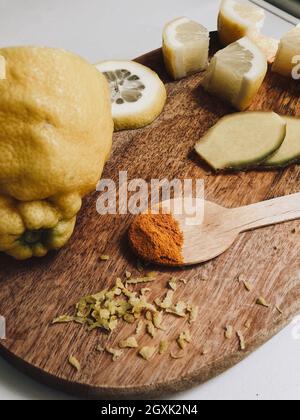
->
[272,25,300,78]
[96,61,167,131]
[163,17,209,80]
[218,0,265,46]
[202,37,268,111]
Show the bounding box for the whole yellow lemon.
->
[0,47,113,260]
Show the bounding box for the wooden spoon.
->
[161,193,300,266]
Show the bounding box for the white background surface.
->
[0,0,299,401]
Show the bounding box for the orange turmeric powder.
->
[128,213,184,266]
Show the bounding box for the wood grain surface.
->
[0,33,300,399]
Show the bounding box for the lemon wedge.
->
[272,25,300,78]
[202,37,268,111]
[218,0,265,46]
[163,17,209,80]
[96,61,167,131]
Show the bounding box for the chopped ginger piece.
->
[68,355,81,372]
[139,346,156,361]
[119,336,139,349]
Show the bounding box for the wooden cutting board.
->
[0,33,300,399]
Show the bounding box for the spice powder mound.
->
[128,213,184,266]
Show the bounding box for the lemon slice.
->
[218,0,265,46]
[163,17,209,80]
[96,61,167,131]
[202,37,267,111]
[272,25,300,78]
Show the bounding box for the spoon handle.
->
[232,192,300,233]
